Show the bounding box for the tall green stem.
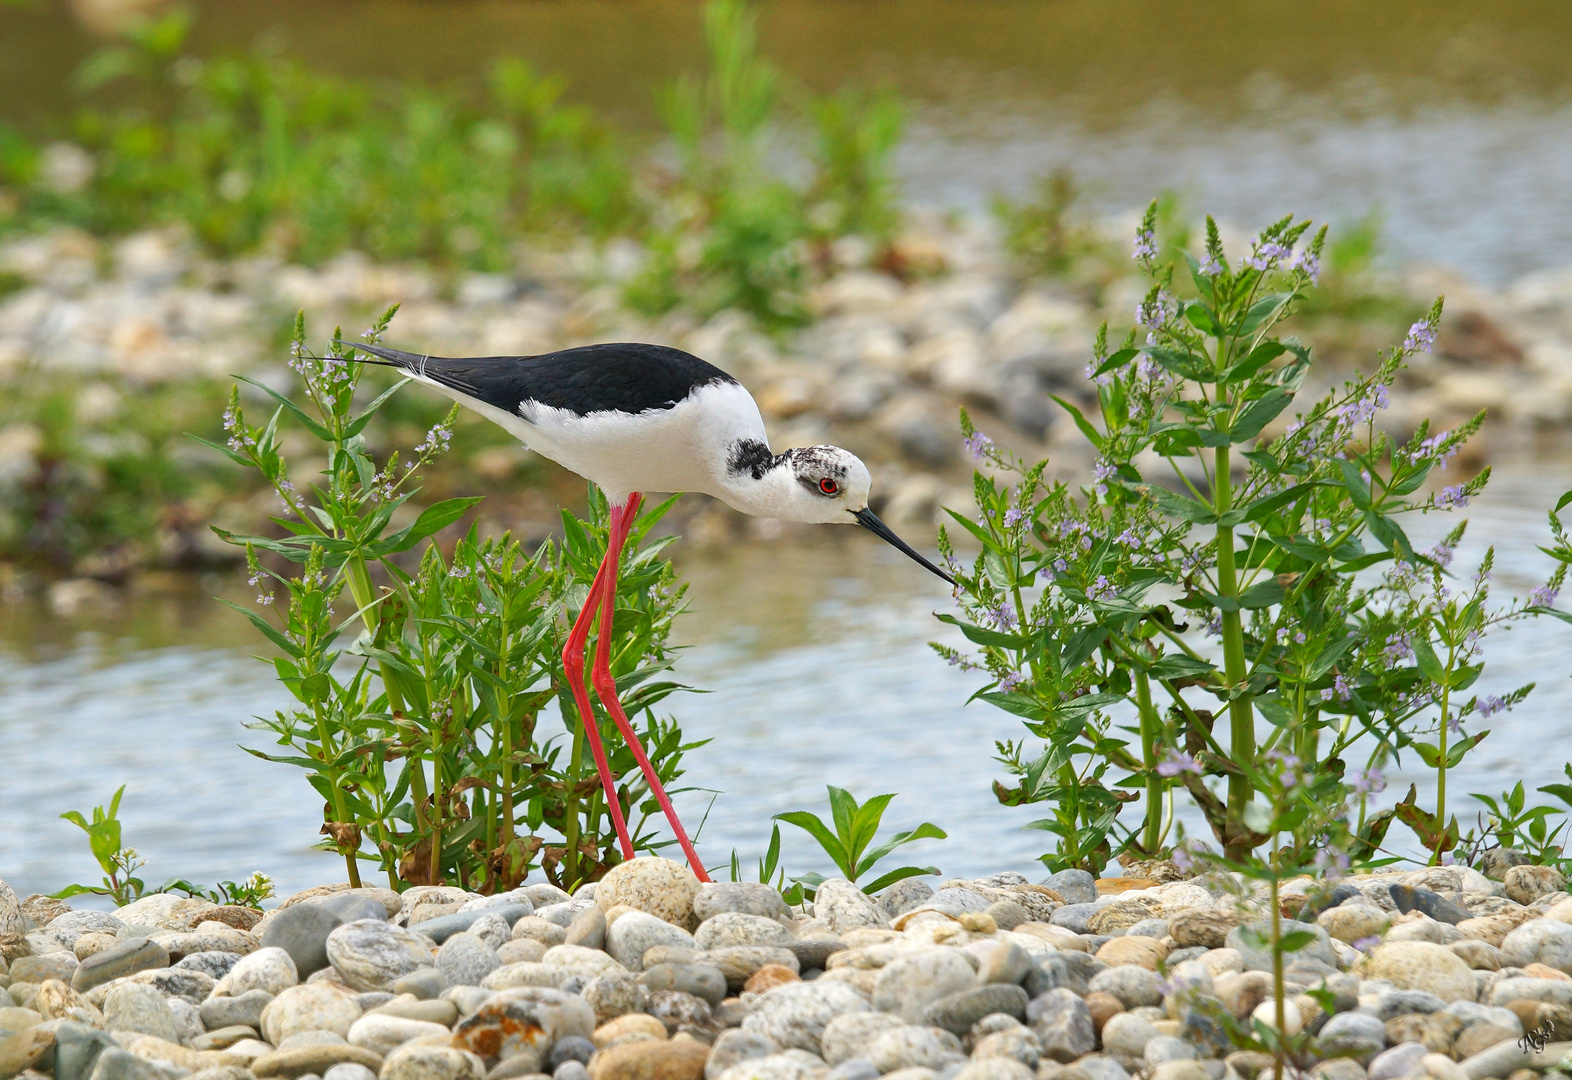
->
[312,702,361,888]
[1270,832,1285,1079]
[1215,445,1255,858]
[1135,667,1163,853]
[1433,643,1455,865]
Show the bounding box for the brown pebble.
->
[1521,962,1572,982]
[205,906,264,931]
[587,1032,709,1080]
[1507,1071,1538,1080]
[1084,991,1124,1034]
[1095,877,1158,895]
[742,964,799,994]
[958,912,997,934]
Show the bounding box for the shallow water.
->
[4,0,1572,283]
[1,460,1569,899]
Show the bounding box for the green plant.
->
[54,785,148,904]
[163,872,276,909]
[937,205,1562,869]
[724,823,803,905]
[1468,781,1571,867]
[775,785,946,893]
[992,170,1109,279]
[808,87,903,245]
[208,309,702,892]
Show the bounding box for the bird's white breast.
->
[489,379,769,505]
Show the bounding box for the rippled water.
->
[2,460,1570,899]
[5,0,1572,283]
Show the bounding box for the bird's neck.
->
[712,441,798,518]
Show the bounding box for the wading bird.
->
[345,341,954,883]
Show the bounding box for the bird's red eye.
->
[819,478,839,496]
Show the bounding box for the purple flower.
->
[1199,253,1224,276]
[1314,848,1350,879]
[964,431,994,460]
[1291,248,1321,283]
[1437,484,1470,509]
[1477,695,1507,718]
[1351,935,1382,952]
[1351,767,1386,795]
[1340,384,1390,425]
[1114,528,1141,548]
[1404,320,1438,354]
[1529,584,1560,608]
[998,670,1025,692]
[1003,507,1026,528]
[1417,430,1458,467]
[1426,541,1456,570]
[1133,228,1157,261]
[1245,241,1292,271]
[989,603,1018,632]
[1136,291,1174,331]
[1171,845,1197,873]
[1157,750,1202,778]
[1383,633,1414,664]
[1321,674,1353,702]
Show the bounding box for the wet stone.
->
[72,941,169,995]
[1390,886,1473,927]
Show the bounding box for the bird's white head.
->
[717,440,954,583]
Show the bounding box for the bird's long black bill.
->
[853,508,956,586]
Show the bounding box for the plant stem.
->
[1135,667,1162,853]
[564,702,585,886]
[311,703,361,888]
[1215,442,1255,858]
[1434,643,1455,865]
[1271,831,1285,1080]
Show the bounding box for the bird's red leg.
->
[592,493,711,882]
[561,545,635,863]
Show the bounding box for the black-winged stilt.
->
[344,340,954,882]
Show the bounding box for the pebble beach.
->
[8,857,1572,1080]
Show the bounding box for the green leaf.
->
[1337,460,1371,510]
[1147,486,1218,525]
[1185,303,1223,336]
[977,691,1048,722]
[1413,742,1442,769]
[1278,929,1316,953]
[1446,730,1487,768]
[1237,579,1285,609]
[1230,389,1294,442]
[1093,348,1139,377]
[1051,396,1104,451]
[1147,655,1216,680]
[860,865,941,895]
[935,613,1028,651]
[1244,482,1325,523]
[1307,635,1358,680]
[235,375,335,442]
[1222,341,1286,384]
[1365,511,1416,561]
[1412,639,1446,684]
[1238,293,1291,336]
[375,497,484,555]
[1557,490,1572,513]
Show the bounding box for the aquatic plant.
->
[206,309,702,891]
[939,206,1564,869]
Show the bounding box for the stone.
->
[261,905,343,979]
[1167,911,1240,950]
[451,988,595,1061]
[1363,942,1484,1002]
[1047,906,1097,934]
[1452,941,1503,971]
[1083,991,1124,1034]
[1369,1042,1428,1080]
[1037,872,1094,906]
[582,972,649,1026]
[175,953,242,983]
[820,1013,903,1066]
[200,990,274,1031]
[950,1060,1033,1080]
[438,936,502,989]
[645,990,716,1041]
[153,926,259,964]
[1085,966,1161,1010]
[86,1047,187,1080]
[865,1026,962,1072]
[595,861,703,933]
[510,921,567,949]
[71,939,170,995]
[605,914,695,973]
[1318,1012,1388,1063]
[1094,938,1167,971]
[1501,921,1572,974]
[534,903,593,931]
[694,915,792,952]
[33,978,103,1026]
[1504,867,1565,906]
[876,881,935,919]
[481,964,571,993]
[1455,1038,1530,1079]
[412,909,531,949]
[977,944,1030,987]
[917,986,1027,1034]
[381,1040,485,1080]
[970,1026,1040,1069]
[1226,922,1337,972]
[217,948,298,998]
[251,1044,384,1078]
[168,996,205,1042]
[562,908,606,953]
[1391,886,1473,927]
[325,1066,379,1080]
[1085,900,1159,936]
[347,1013,451,1056]
[542,946,625,979]
[259,984,363,1044]
[1486,977,1572,1007]
[1319,903,1395,945]
[586,1036,709,1080]
[871,951,976,1023]
[498,941,548,967]
[811,882,889,936]
[741,982,871,1054]
[103,983,181,1042]
[1373,990,1448,1021]
[705,1030,779,1079]
[704,950,799,994]
[1143,1035,1197,1065]
[744,967,799,996]
[393,968,450,1000]
[1027,990,1094,1062]
[594,1012,669,1049]
[371,996,460,1026]
[694,886,788,924]
[549,1038,595,1071]
[325,922,434,992]
[190,1027,260,1051]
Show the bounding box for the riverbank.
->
[2,212,1571,586]
[4,858,1572,1080]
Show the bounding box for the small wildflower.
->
[1321,673,1353,702]
[1171,845,1196,874]
[1477,695,1507,718]
[1404,319,1438,354]
[1133,227,1157,261]
[1156,749,1202,778]
[997,670,1026,693]
[1351,767,1386,795]
[1529,584,1560,608]
[1291,248,1321,283]
[1382,634,1414,664]
[1339,383,1390,425]
[1313,848,1350,880]
[1003,507,1026,528]
[1437,484,1470,510]
[989,603,1018,632]
[1245,241,1292,271]
[1199,252,1224,276]
[964,431,994,460]
[1351,935,1382,953]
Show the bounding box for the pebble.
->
[741,981,870,1053]
[72,939,170,994]
[693,914,794,951]
[593,1012,669,1049]
[1500,919,1572,973]
[1362,941,1479,1002]
[1026,989,1094,1063]
[325,921,436,992]
[916,986,1027,1034]
[1085,966,1161,1009]
[873,950,977,1022]
[1225,922,1336,972]
[811,882,890,935]
[103,982,182,1042]
[381,1040,485,1080]
[606,913,697,972]
[261,903,344,978]
[1318,1012,1388,1063]
[200,988,274,1030]
[259,983,364,1044]
[54,1019,119,1080]
[821,1012,905,1065]
[347,1012,452,1056]
[218,946,299,997]
[1369,1042,1429,1080]
[970,1026,1040,1068]
[87,1046,187,1080]
[1504,866,1566,906]
[878,881,936,919]
[694,885,789,924]
[586,1034,709,1080]
[866,1025,963,1072]
[451,987,595,1061]
[324,1065,379,1080]
[252,1043,385,1079]
[976,944,1029,987]
[1391,885,1473,926]
[416,907,533,947]
[705,1029,779,1078]
[704,948,799,993]
[566,907,608,952]
[596,859,703,933]
[439,934,504,988]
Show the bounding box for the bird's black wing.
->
[346,342,737,417]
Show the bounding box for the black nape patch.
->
[728,439,783,480]
[784,446,848,478]
[348,341,737,418]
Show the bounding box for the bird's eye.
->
[818,478,839,496]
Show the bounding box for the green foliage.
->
[775,785,946,893]
[54,785,273,906]
[212,309,702,891]
[726,823,803,905]
[938,206,1562,869]
[993,170,1111,279]
[808,88,904,244]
